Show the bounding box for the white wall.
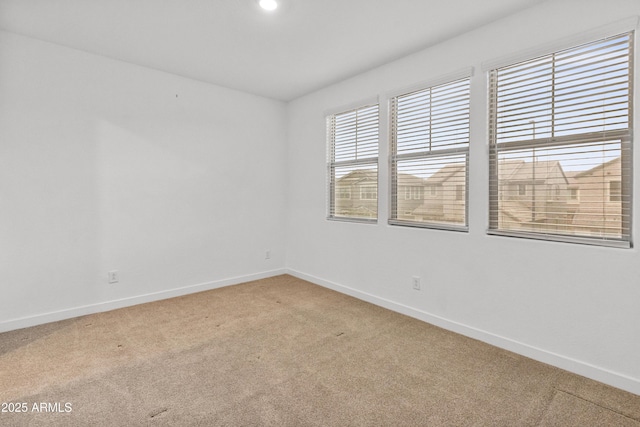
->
[0,31,287,329]
[286,0,640,394]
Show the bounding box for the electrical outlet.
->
[265,250,271,260]
[412,276,421,290]
[108,270,119,284]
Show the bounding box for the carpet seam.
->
[553,388,640,422]
[532,387,558,426]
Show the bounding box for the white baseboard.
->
[286,269,640,397]
[2,267,638,396]
[0,268,287,334]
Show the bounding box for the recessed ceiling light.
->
[259,0,278,11]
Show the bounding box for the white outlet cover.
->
[108,271,119,284]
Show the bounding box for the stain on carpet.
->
[149,407,169,419]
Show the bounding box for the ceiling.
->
[0,0,546,101]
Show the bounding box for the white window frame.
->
[487,29,634,248]
[388,70,472,231]
[326,101,380,223]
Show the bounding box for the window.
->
[411,186,423,200]
[336,188,351,199]
[569,188,579,200]
[390,76,471,230]
[609,180,621,202]
[327,104,379,221]
[488,31,633,247]
[360,185,377,200]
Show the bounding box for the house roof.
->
[425,163,465,184]
[564,171,580,187]
[336,169,377,186]
[397,173,424,186]
[338,170,426,186]
[574,156,621,178]
[499,200,534,224]
[497,160,525,181]
[499,160,568,183]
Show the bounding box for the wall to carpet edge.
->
[285,0,640,396]
[2,263,638,395]
[0,269,287,334]
[0,31,288,325]
[286,269,640,396]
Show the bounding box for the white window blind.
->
[327,104,379,221]
[390,77,471,230]
[488,32,633,247]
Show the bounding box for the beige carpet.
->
[0,275,638,426]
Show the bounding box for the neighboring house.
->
[410,163,466,224]
[570,157,622,237]
[334,158,623,236]
[335,169,377,218]
[497,160,575,232]
[396,173,426,219]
